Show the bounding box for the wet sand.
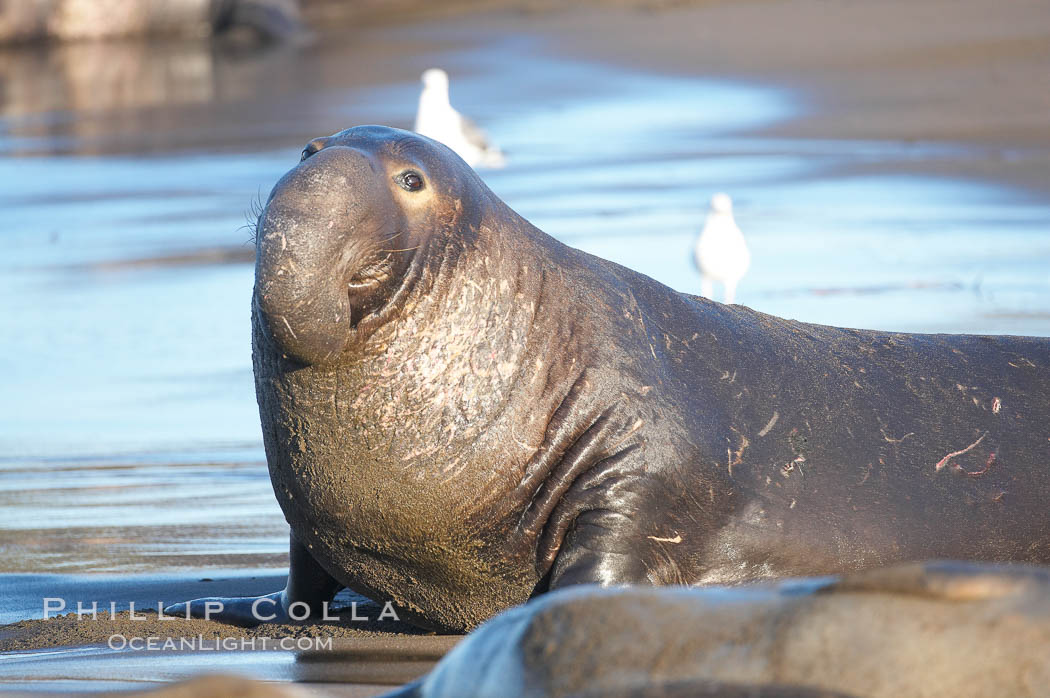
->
[2,634,452,696]
[533,0,1050,197]
[2,0,1049,693]
[0,576,448,694]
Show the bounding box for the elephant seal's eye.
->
[300,139,324,161]
[397,171,425,192]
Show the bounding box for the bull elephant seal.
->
[390,561,1050,698]
[169,125,1050,632]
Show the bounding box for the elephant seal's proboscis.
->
[168,125,1050,633]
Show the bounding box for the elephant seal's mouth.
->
[340,232,430,342]
[347,258,394,292]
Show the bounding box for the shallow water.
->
[1,18,1048,581]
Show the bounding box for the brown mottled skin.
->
[169,125,1050,633]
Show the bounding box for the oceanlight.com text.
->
[107,635,334,651]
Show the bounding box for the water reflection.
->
[0,39,314,155]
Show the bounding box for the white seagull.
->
[694,193,750,304]
[414,68,506,169]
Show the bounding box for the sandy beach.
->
[1,0,1048,693]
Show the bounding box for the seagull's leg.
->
[700,277,714,299]
[724,279,738,305]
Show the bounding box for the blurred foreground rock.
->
[394,561,1050,698]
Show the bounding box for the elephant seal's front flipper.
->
[164,532,342,625]
[516,382,665,591]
